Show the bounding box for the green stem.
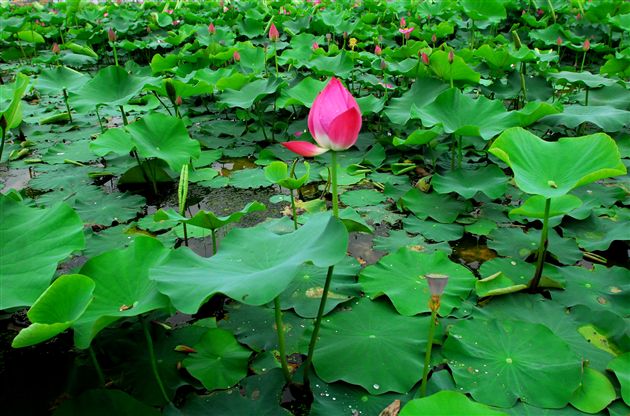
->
[274,297,292,383]
[546,0,557,23]
[450,136,456,170]
[420,307,438,397]
[256,105,269,142]
[119,105,128,126]
[457,135,462,169]
[111,42,119,67]
[274,45,279,76]
[182,223,189,247]
[152,92,173,116]
[530,198,551,292]
[62,88,73,123]
[132,150,157,195]
[0,127,6,163]
[584,87,589,106]
[303,264,335,386]
[290,189,298,231]
[141,317,170,403]
[580,51,587,72]
[330,151,338,217]
[519,62,527,108]
[449,64,454,89]
[211,229,217,254]
[95,106,104,133]
[89,346,106,387]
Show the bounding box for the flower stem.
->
[290,189,298,231]
[274,297,292,383]
[0,126,6,163]
[530,198,551,292]
[95,106,104,133]
[330,151,339,217]
[211,229,217,254]
[62,88,73,123]
[580,51,587,72]
[141,317,170,403]
[420,306,438,397]
[111,42,119,67]
[89,346,106,387]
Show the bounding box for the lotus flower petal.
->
[281,141,329,157]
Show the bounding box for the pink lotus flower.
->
[421,52,429,65]
[583,39,590,51]
[233,50,241,61]
[448,50,454,63]
[208,23,216,34]
[173,20,180,26]
[52,43,60,54]
[175,96,182,106]
[312,42,319,50]
[103,12,109,17]
[166,9,174,15]
[374,45,382,55]
[269,23,280,41]
[399,27,414,40]
[282,78,362,157]
[400,17,406,28]
[108,28,116,42]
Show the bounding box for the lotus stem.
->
[211,229,217,254]
[546,0,557,23]
[519,62,527,108]
[95,106,104,133]
[141,317,170,403]
[152,91,173,116]
[179,164,189,246]
[584,87,589,106]
[580,51,587,72]
[420,299,439,397]
[256,104,269,142]
[62,88,73,123]
[274,297,292,383]
[530,197,551,292]
[0,126,6,163]
[119,105,128,126]
[330,151,339,217]
[290,189,298,231]
[89,346,106,387]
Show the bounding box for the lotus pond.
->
[1,0,629,415]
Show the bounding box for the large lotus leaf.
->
[412,88,508,140]
[403,217,464,242]
[541,105,630,132]
[308,52,354,78]
[89,127,134,157]
[154,201,266,231]
[509,194,583,219]
[37,66,89,94]
[487,227,582,265]
[125,113,201,171]
[608,353,630,405]
[547,71,619,88]
[73,237,171,349]
[461,0,506,22]
[218,77,284,109]
[276,77,326,108]
[489,127,626,198]
[359,248,475,316]
[53,389,160,416]
[569,367,616,413]
[428,51,481,85]
[0,72,29,130]
[562,214,630,251]
[69,66,157,113]
[150,212,348,312]
[432,165,508,200]
[568,183,627,220]
[401,189,469,223]
[0,195,85,309]
[183,328,252,392]
[12,274,95,348]
[443,319,582,408]
[400,391,508,416]
[383,78,448,125]
[279,257,361,318]
[313,298,429,394]
[552,265,630,315]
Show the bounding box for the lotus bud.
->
[556,37,563,46]
[175,96,182,106]
[269,23,279,42]
[343,31,348,41]
[208,22,216,34]
[576,13,582,20]
[448,49,454,64]
[583,39,590,51]
[421,51,429,65]
[165,80,177,103]
[233,50,241,61]
[312,42,319,50]
[537,8,544,17]
[52,43,60,54]
[374,45,382,55]
[380,59,387,70]
[108,28,116,42]
[431,34,437,43]
[400,16,406,28]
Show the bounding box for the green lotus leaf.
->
[562,214,630,251]
[264,160,310,190]
[428,51,481,85]
[90,127,134,157]
[125,113,201,171]
[547,71,619,88]
[150,212,348,312]
[541,105,630,132]
[608,353,630,406]
[308,51,354,78]
[403,216,464,242]
[400,391,508,416]
[383,78,448,125]
[313,298,429,394]
[489,127,626,198]
[401,189,469,224]
[569,367,616,413]
[154,201,266,231]
[0,195,85,309]
[359,248,475,316]
[487,227,582,265]
[73,237,171,349]
[12,274,95,348]
[37,66,89,95]
[218,77,284,109]
[461,0,506,23]
[69,66,158,113]
[183,328,252,392]
[340,189,386,207]
[275,77,326,108]
[432,165,508,200]
[509,194,583,219]
[16,30,44,44]
[0,72,29,130]
[443,319,582,408]
[393,125,443,147]
[52,389,160,416]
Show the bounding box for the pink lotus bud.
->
[52,43,60,54]
[312,42,319,50]
[576,12,582,20]
[104,12,109,17]
[400,17,406,27]
[556,37,563,46]
[173,20,180,26]
[343,31,348,40]
[537,8,544,17]
[426,273,449,296]
[175,96,182,106]
[208,23,216,34]
[269,23,280,41]
[448,49,454,64]
[108,28,116,42]
[282,78,362,157]
[380,59,387,70]
[431,34,437,43]
[521,9,526,16]
[375,45,382,55]
[583,39,590,51]
[166,9,173,15]
[421,52,429,65]
[233,50,240,61]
